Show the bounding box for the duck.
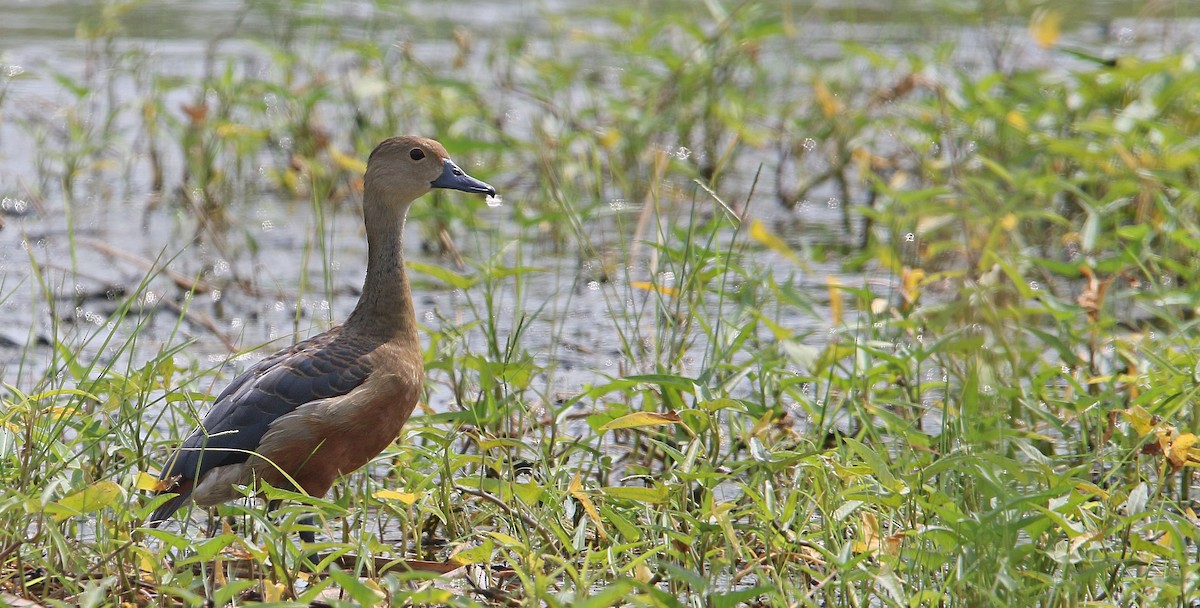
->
[149,136,496,537]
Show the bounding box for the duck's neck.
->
[345,188,418,346]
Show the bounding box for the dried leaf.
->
[569,472,606,539]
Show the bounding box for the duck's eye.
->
[409,148,425,161]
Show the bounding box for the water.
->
[1,0,1197,407]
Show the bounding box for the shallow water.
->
[1,0,1197,411]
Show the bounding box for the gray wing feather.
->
[150,328,376,522]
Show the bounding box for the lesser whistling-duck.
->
[149,136,496,532]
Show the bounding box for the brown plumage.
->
[150,136,496,525]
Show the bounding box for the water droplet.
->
[486,194,502,207]
[609,198,626,211]
[587,280,600,291]
[1,197,29,214]
[802,137,817,151]
[826,197,840,209]
[261,220,274,231]
[675,146,691,160]
[5,65,24,78]
[1117,27,1134,45]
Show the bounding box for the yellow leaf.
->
[330,147,368,174]
[362,578,386,599]
[1169,433,1199,469]
[901,267,925,307]
[749,219,802,265]
[1006,110,1028,132]
[1074,481,1110,500]
[569,472,606,539]
[827,275,843,325]
[52,481,122,521]
[135,471,168,492]
[855,511,902,556]
[999,213,1018,231]
[813,79,842,117]
[1156,528,1176,549]
[1029,8,1062,49]
[262,582,287,602]
[1122,405,1157,436]
[853,511,880,554]
[630,281,679,297]
[138,553,157,574]
[599,410,682,432]
[373,489,420,505]
[599,128,621,150]
[42,406,76,420]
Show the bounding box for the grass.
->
[2,0,1200,606]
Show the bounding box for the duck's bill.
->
[431,159,496,197]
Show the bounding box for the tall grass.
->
[1,0,1200,606]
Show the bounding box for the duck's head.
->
[365,135,496,206]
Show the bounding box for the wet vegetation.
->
[2,0,1200,606]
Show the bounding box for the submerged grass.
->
[2,0,1200,606]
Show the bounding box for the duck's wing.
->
[149,327,375,524]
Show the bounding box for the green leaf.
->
[407,260,475,289]
[574,580,634,608]
[601,485,670,504]
[712,586,775,608]
[49,481,122,521]
[599,411,683,432]
[600,506,642,541]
